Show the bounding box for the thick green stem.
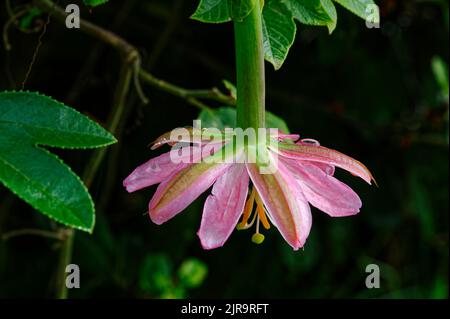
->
[234,0,266,129]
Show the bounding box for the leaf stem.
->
[138,69,234,108]
[234,0,266,129]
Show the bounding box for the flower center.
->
[236,187,271,244]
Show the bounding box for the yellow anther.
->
[251,233,265,244]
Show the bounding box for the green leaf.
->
[191,0,231,23]
[231,0,257,21]
[431,56,449,97]
[83,0,110,7]
[284,0,338,34]
[0,91,117,232]
[222,80,237,99]
[321,0,338,32]
[139,254,174,295]
[191,0,256,23]
[262,0,297,70]
[266,111,291,134]
[198,106,290,133]
[199,107,237,129]
[333,0,379,22]
[177,258,208,289]
[19,8,43,30]
[192,0,378,69]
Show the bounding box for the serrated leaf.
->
[284,0,337,34]
[191,0,256,23]
[262,0,296,70]
[333,0,379,22]
[83,0,110,7]
[0,91,117,232]
[198,106,290,133]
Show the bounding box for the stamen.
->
[256,204,270,230]
[236,187,256,230]
[255,193,270,230]
[237,187,271,245]
[239,209,258,230]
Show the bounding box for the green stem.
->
[82,64,132,187]
[56,63,132,300]
[2,228,64,241]
[234,0,266,129]
[56,228,74,299]
[139,69,234,108]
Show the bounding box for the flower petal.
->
[295,139,334,175]
[123,151,188,193]
[198,164,249,249]
[281,158,362,216]
[149,162,231,224]
[123,142,226,193]
[150,127,228,150]
[276,142,375,185]
[273,133,300,142]
[309,162,335,176]
[246,160,312,250]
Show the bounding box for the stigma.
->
[236,187,271,244]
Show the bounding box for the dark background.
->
[0,0,448,298]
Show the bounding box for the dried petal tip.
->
[149,132,173,150]
[251,233,265,244]
[371,176,379,187]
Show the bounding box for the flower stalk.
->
[234,0,266,130]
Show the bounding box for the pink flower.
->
[123,129,375,250]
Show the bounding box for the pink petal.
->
[296,139,334,175]
[198,164,249,250]
[281,158,362,216]
[275,133,300,142]
[309,162,335,176]
[246,160,312,250]
[149,162,231,225]
[123,151,189,193]
[150,128,228,150]
[276,142,375,185]
[123,144,224,193]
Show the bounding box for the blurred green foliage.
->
[138,253,207,298]
[0,0,448,298]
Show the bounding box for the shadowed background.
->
[0,0,448,298]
